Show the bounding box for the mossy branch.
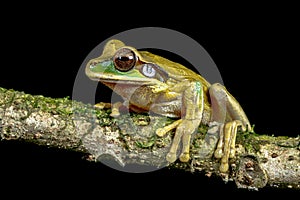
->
[0,87,299,190]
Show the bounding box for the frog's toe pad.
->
[94,102,110,109]
[179,153,190,162]
[229,149,236,158]
[110,109,120,117]
[166,152,177,163]
[219,162,229,173]
[214,148,223,159]
[156,128,167,137]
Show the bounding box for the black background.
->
[1,3,299,198]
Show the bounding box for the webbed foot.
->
[214,120,246,173]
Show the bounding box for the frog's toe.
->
[229,148,236,158]
[214,148,223,159]
[166,152,177,163]
[156,128,167,137]
[179,152,190,162]
[94,102,111,109]
[219,162,229,173]
[110,110,120,117]
[156,119,183,137]
[110,101,124,117]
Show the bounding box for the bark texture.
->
[0,87,299,190]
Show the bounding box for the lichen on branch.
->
[0,87,299,190]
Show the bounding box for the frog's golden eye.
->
[113,48,136,72]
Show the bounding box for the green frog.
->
[85,39,251,173]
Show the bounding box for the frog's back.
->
[140,51,211,88]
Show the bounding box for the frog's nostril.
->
[89,61,98,68]
[89,63,95,69]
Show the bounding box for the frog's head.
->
[85,39,169,86]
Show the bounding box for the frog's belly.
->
[149,100,182,118]
[128,91,177,116]
[130,92,211,125]
[149,101,211,125]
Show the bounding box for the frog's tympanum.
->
[85,39,251,173]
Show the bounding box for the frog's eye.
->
[141,64,156,78]
[140,63,169,82]
[113,48,136,72]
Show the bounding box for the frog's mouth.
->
[88,75,159,86]
[85,64,162,86]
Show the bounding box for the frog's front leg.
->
[209,83,251,172]
[166,118,201,162]
[156,81,204,163]
[94,101,125,117]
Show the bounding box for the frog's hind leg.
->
[209,83,251,173]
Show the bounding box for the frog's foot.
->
[94,102,112,110]
[94,102,124,117]
[214,120,245,173]
[110,102,123,117]
[156,119,182,162]
[160,119,200,163]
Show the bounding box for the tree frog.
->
[85,39,251,173]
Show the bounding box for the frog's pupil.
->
[119,56,133,61]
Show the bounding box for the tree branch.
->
[0,87,299,190]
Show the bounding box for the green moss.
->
[93,110,175,151]
[0,87,77,120]
[235,126,272,154]
[197,123,209,137]
[135,135,157,148]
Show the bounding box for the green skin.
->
[85,39,251,173]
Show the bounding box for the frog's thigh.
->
[209,83,227,123]
[209,83,250,127]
